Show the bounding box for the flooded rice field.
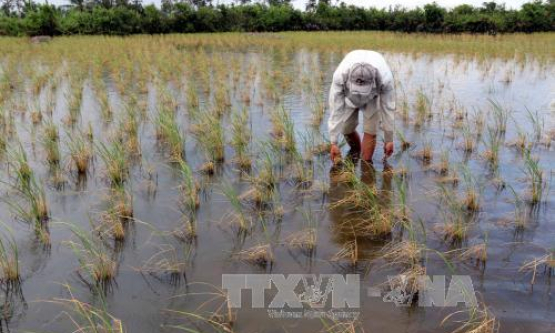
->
[0,33,554,332]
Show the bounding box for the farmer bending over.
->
[328,50,396,163]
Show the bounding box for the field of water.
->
[0,32,554,333]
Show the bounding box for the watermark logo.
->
[222,274,360,319]
[222,274,360,309]
[222,274,477,319]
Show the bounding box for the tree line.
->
[0,0,553,36]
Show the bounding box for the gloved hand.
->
[330,144,341,163]
[384,141,394,158]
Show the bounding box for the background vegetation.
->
[0,0,553,36]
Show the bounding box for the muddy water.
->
[2,47,555,333]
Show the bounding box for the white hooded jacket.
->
[328,50,396,144]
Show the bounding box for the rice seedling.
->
[139,243,190,284]
[520,249,555,285]
[431,150,450,175]
[241,147,277,206]
[414,138,433,163]
[233,244,274,267]
[65,78,84,125]
[442,302,498,333]
[331,240,358,265]
[221,182,251,232]
[270,106,296,153]
[414,89,431,127]
[526,107,544,141]
[0,223,19,284]
[63,222,118,289]
[97,140,128,187]
[28,100,42,124]
[435,185,468,245]
[460,166,480,212]
[8,145,32,191]
[5,158,50,243]
[310,91,325,126]
[43,120,59,143]
[522,148,546,205]
[48,284,125,333]
[459,240,488,267]
[511,126,529,152]
[173,216,197,243]
[489,99,510,134]
[461,126,475,153]
[230,108,252,169]
[290,148,314,188]
[396,129,412,151]
[177,158,200,212]
[482,126,503,168]
[166,283,236,331]
[155,103,185,160]
[283,208,318,255]
[192,109,225,163]
[66,129,93,175]
[472,109,485,136]
[41,130,61,167]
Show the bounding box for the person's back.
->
[328,50,396,164]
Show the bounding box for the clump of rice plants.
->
[65,77,84,125]
[434,185,469,245]
[431,150,450,175]
[284,208,318,255]
[442,302,498,333]
[332,174,394,239]
[48,284,125,333]
[221,182,251,232]
[396,129,412,151]
[270,106,296,152]
[482,126,503,168]
[233,244,274,267]
[507,185,528,230]
[8,145,33,191]
[0,224,20,284]
[414,89,431,127]
[460,165,480,212]
[290,148,314,188]
[461,126,475,153]
[331,240,359,265]
[309,92,325,126]
[414,138,433,163]
[520,249,555,285]
[230,108,252,169]
[139,243,190,284]
[67,129,92,175]
[64,223,118,289]
[522,149,546,205]
[155,103,184,160]
[526,107,544,141]
[459,239,488,267]
[97,140,128,187]
[177,158,200,212]
[167,283,236,331]
[6,148,50,241]
[192,109,225,164]
[241,147,277,206]
[489,99,510,134]
[41,125,61,167]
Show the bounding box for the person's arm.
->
[328,76,346,145]
[380,82,396,157]
[328,74,346,162]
